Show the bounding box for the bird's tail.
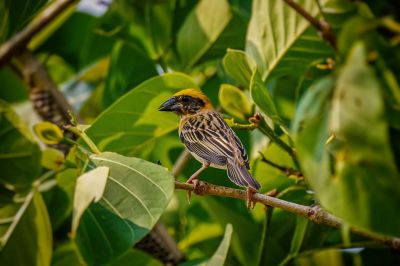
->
[227,163,261,190]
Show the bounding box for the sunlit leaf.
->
[71,166,109,237]
[223,49,256,89]
[205,223,233,266]
[0,100,41,188]
[0,192,52,266]
[177,0,231,69]
[246,0,335,81]
[86,72,198,156]
[33,121,64,145]
[41,148,65,170]
[75,152,174,264]
[219,84,251,120]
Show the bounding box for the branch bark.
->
[282,0,336,49]
[175,180,400,251]
[0,0,77,67]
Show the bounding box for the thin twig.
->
[258,152,303,179]
[282,0,336,48]
[0,0,77,66]
[175,180,400,251]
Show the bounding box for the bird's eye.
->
[182,96,190,102]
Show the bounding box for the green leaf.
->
[201,198,261,266]
[327,43,400,236]
[219,84,251,120]
[33,121,64,145]
[41,148,65,170]
[296,43,400,237]
[292,76,335,134]
[43,168,77,230]
[205,224,233,266]
[246,0,334,81]
[0,67,28,102]
[108,248,162,266]
[250,69,281,124]
[76,152,174,264]
[91,152,174,232]
[0,192,52,266]
[52,240,86,266]
[103,40,158,107]
[0,99,41,189]
[71,166,109,237]
[222,49,255,89]
[177,0,232,70]
[85,72,198,156]
[289,217,308,255]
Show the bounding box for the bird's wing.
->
[179,112,248,167]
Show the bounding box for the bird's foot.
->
[246,187,257,209]
[186,175,199,204]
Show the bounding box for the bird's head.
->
[158,88,213,115]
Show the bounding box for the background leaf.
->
[0,99,41,188]
[246,0,335,81]
[103,40,158,108]
[0,192,52,266]
[205,223,233,266]
[177,0,238,70]
[85,72,198,156]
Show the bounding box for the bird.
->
[158,88,261,208]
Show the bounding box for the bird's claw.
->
[186,178,199,204]
[246,187,257,210]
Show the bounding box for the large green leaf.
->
[201,198,261,266]
[0,192,52,266]
[205,224,233,266]
[295,43,400,237]
[103,40,158,107]
[85,72,198,156]
[177,0,246,70]
[0,99,41,189]
[76,152,174,264]
[71,166,109,237]
[223,49,255,89]
[246,0,336,81]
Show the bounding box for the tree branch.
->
[175,180,400,251]
[0,0,77,67]
[282,0,336,49]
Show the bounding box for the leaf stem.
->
[65,126,101,155]
[175,180,400,251]
[258,152,303,179]
[0,191,34,249]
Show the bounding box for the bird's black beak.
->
[158,97,179,112]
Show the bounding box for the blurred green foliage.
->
[1,0,400,265]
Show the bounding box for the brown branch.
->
[0,0,77,67]
[175,180,400,251]
[282,0,336,49]
[259,152,303,179]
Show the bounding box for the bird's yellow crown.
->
[174,88,213,109]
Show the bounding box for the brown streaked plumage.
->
[159,88,261,208]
